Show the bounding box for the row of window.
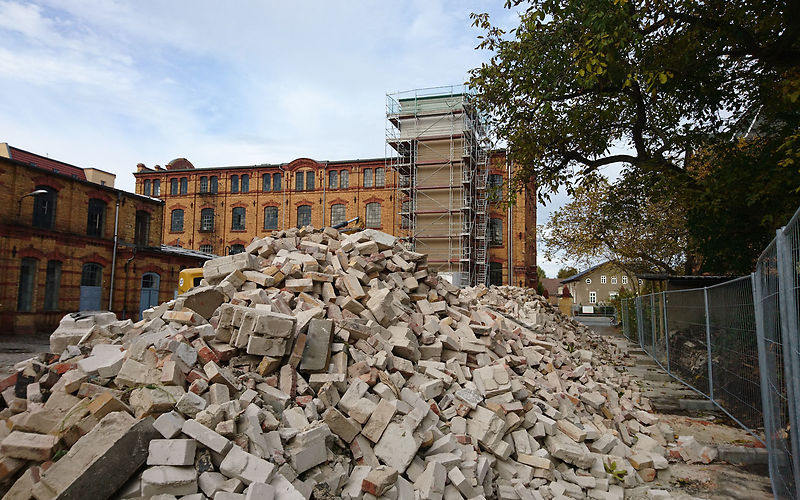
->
[585,275,632,285]
[170,203,383,233]
[17,259,102,312]
[147,168,389,197]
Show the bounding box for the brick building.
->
[0,144,210,334]
[133,151,537,288]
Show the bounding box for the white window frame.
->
[600,275,606,284]
[589,291,597,304]
[585,278,591,284]
[622,275,628,284]
[611,276,617,284]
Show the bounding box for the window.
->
[638,279,644,285]
[375,167,385,187]
[81,263,103,287]
[171,209,184,232]
[199,244,213,254]
[231,175,239,193]
[585,278,592,284]
[401,200,411,229]
[200,208,214,232]
[330,204,346,226]
[135,211,150,246]
[170,178,178,195]
[365,202,381,228]
[180,177,188,195]
[229,244,245,255]
[232,207,246,230]
[363,168,373,188]
[17,258,37,312]
[297,205,311,227]
[611,276,617,284]
[295,171,304,191]
[153,180,160,196]
[589,291,597,304]
[264,207,278,230]
[32,186,57,229]
[87,199,106,237]
[143,179,151,196]
[609,291,619,300]
[210,176,218,193]
[241,174,249,193]
[273,173,282,191]
[489,262,503,286]
[340,170,349,189]
[489,218,502,245]
[488,174,503,188]
[600,275,607,284]
[44,260,61,311]
[199,176,208,193]
[306,171,315,191]
[329,171,338,189]
[262,174,271,192]
[622,275,628,284]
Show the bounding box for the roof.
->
[134,157,389,175]
[637,274,735,287]
[560,262,609,284]
[541,278,563,296]
[8,146,86,180]
[158,245,216,260]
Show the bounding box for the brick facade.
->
[0,154,208,334]
[135,152,537,288]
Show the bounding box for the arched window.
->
[153,179,160,196]
[365,202,381,228]
[180,177,188,195]
[262,173,271,192]
[295,171,304,191]
[264,207,278,230]
[330,204,346,226]
[32,186,57,229]
[297,205,311,227]
[305,171,314,191]
[81,263,103,287]
[329,171,338,189]
[340,170,349,189]
[273,173,282,191]
[200,208,214,232]
[232,207,246,230]
[229,244,245,255]
[199,176,208,193]
[87,199,106,237]
[170,178,178,195]
[143,179,151,196]
[171,209,184,232]
[210,176,218,193]
[231,175,239,193]
[241,174,249,193]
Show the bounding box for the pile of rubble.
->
[0,227,708,500]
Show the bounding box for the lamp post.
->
[17,189,48,219]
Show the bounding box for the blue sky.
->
[0,0,586,277]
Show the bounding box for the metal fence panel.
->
[706,276,762,429]
[664,288,710,395]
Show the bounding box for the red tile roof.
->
[9,146,86,180]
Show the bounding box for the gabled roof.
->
[6,145,86,180]
[560,261,611,284]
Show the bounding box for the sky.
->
[0,0,582,277]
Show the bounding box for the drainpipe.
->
[108,192,121,311]
[322,162,328,227]
[122,247,137,320]
[506,154,513,286]
[279,165,287,229]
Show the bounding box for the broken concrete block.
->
[220,446,276,485]
[0,431,59,461]
[141,465,198,496]
[148,439,197,466]
[182,419,232,455]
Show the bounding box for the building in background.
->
[134,86,537,288]
[0,144,210,334]
[560,261,636,308]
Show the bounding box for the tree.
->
[537,266,548,281]
[542,170,689,275]
[557,267,578,279]
[470,0,800,200]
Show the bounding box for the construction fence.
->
[621,205,800,500]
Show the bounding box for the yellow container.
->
[178,268,204,294]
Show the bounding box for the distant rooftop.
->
[1,143,86,180]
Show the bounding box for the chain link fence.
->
[621,204,800,500]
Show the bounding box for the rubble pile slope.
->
[0,226,709,500]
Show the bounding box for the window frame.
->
[611,276,617,284]
[363,168,373,188]
[44,260,61,311]
[179,177,188,195]
[585,278,592,284]
[329,170,338,190]
[200,208,214,232]
[18,257,38,312]
[229,244,245,255]
[340,170,349,189]
[86,198,107,237]
[273,173,282,191]
[170,178,178,195]
[262,173,271,192]
[135,210,150,246]
[264,206,278,230]
[297,205,312,228]
[589,291,597,304]
[231,175,239,193]
[143,179,151,196]
[210,176,218,193]
[32,186,57,230]
[241,174,249,193]
[489,218,503,246]
[153,179,160,196]
[622,275,628,284]
[231,207,246,231]
[375,167,385,187]
[295,171,304,191]
[306,171,315,191]
[80,262,103,287]
[365,202,381,228]
[199,176,208,193]
[600,275,607,284]
[170,209,184,232]
[330,204,346,226]
[199,244,213,254]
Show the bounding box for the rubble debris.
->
[0,226,718,499]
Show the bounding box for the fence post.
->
[663,292,670,374]
[703,287,714,401]
[776,227,800,499]
[651,293,656,356]
[636,296,644,350]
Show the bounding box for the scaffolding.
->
[386,85,489,287]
